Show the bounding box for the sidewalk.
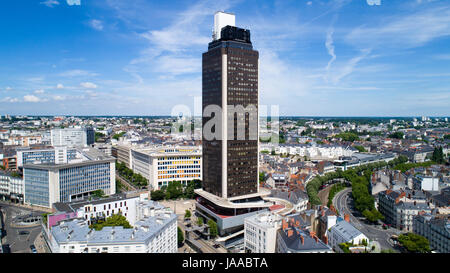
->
[34,232,50,253]
[0,201,53,213]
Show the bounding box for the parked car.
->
[30,245,37,253]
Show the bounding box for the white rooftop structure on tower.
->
[213,11,235,40]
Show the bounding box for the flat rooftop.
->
[194,188,272,209]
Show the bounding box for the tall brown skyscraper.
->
[202,11,259,199]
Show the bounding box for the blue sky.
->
[0,0,449,116]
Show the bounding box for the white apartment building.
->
[414,176,440,192]
[51,127,94,147]
[131,146,202,190]
[244,212,282,253]
[260,143,355,160]
[328,218,369,252]
[51,193,149,227]
[45,200,177,253]
[0,173,24,202]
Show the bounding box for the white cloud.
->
[125,0,232,78]
[307,1,313,5]
[56,83,64,89]
[59,70,98,77]
[1,97,19,103]
[88,19,104,31]
[23,95,45,103]
[325,27,336,73]
[53,95,65,101]
[346,6,450,49]
[66,0,81,6]
[40,0,59,8]
[327,49,372,85]
[34,89,45,94]
[80,82,98,89]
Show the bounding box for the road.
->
[333,188,401,251]
[0,202,47,253]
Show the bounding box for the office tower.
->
[196,12,271,237]
[202,11,259,199]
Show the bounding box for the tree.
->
[197,217,204,226]
[177,227,184,246]
[90,214,132,231]
[354,145,367,153]
[95,132,105,142]
[150,190,165,201]
[432,147,445,164]
[388,132,404,139]
[165,181,183,200]
[259,172,265,183]
[335,132,359,142]
[207,219,218,238]
[184,210,191,219]
[183,180,201,199]
[92,189,105,198]
[398,233,430,253]
[363,208,384,223]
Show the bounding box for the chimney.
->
[414,201,416,206]
[323,235,328,245]
[282,219,288,230]
[287,229,294,237]
[300,235,304,245]
[314,236,318,243]
[344,214,350,222]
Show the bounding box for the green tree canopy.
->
[398,233,430,253]
[177,227,184,246]
[150,190,165,201]
[207,219,218,238]
[90,214,132,231]
[184,210,191,219]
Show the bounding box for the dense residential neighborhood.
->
[1,115,449,253]
[1,1,450,264]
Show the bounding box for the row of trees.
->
[150,179,202,201]
[327,183,347,207]
[393,160,436,173]
[116,162,148,188]
[307,161,391,222]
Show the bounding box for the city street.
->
[0,202,48,253]
[333,188,401,251]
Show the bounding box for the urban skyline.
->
[1,0,449,259]
[1,0,450,117]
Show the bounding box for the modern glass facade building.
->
[23,151,115,208]
[24,168,50,207]
[202,12,259,199]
